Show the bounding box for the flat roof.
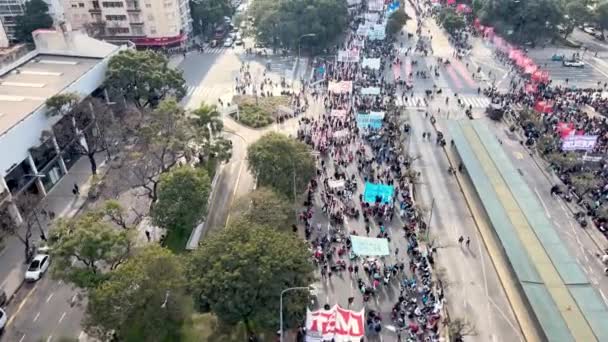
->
[448,119,608,342]
[0,54,102,135]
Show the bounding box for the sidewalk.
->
[0,154,107,303]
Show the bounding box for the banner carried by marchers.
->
[306,305,365,342]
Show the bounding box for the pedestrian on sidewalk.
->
[395,247,399,257]
[458,235,464,245]
[354,265,359,275]
[466,237,471,248]
[145,230,151,242]
[72,183,80,196]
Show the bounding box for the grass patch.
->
[182,313,273,342]
[231,95,290,128]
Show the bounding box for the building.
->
[0,28,127,226]
[63,0,192,48]
[0,0,24,42]
[0,18,8,47]
[0,0,66,43]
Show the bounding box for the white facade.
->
[0,30,126,222]
[63,0,191,44]
[0,18,8,47]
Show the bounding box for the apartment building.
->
[64,0,192,48]
[0,0,24,42]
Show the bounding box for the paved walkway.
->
[0,154,106,303]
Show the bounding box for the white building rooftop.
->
[0,55,101,134]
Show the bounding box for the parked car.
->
[563,60,585,68]
[583,26,596,35]
[25,254,50,282]
[0,308,6,332]
[223,38,234,47]
[235,37,244,45]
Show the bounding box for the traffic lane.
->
[178,51,225,86]
[1,275,80,342]
[207,132,248,231]
[409,112,521,341]
[491,122,608,304]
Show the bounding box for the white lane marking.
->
[33,311,41,322]
[46,293,54,303]
[47,336,53,342]
[79,331,86,341]
[600,290,608,306]
[534,187,551,218]
[584,253,590,263]
[58,311,67,324]
[19,334,26,342]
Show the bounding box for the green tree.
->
[151,166,211,247]
[101,200,129,229]
[571,171,601,196]
[105,50,186,108]
[231,187,294,229]
[386,10,409,37]
[439,8,466,34]
[247,132,316,199]
[563,0,591,38]
[250,0,348,52]
[477,0,564,43]
[596,1,608,38]
[46,94,119,174]
[14,0,53,43]
[49,211,133,288]
[84,245,192,342]
[186,222,314,334]
[190,0,233,36]
[547,151,579,172]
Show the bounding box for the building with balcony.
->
[0,28,126,226]
[64,0,192,48]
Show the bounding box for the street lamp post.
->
[280,286,311,342]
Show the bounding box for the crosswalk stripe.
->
[395,95,426,107]
[459,96,491,108]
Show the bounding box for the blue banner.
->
[357,113,384,129]
[363,182,394,204]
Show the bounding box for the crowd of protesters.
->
[293,1,444,341]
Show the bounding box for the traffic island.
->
[231,95,290,128]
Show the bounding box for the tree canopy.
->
[476,0,564,43]
[387,10,410,37]
[14,0,53,43]
[250,0,348,52]
[49,211,133,288]
[186,222,314,334]
[105,50,186,108]
[438,8,466,35]
[190,0,233,36]
[231,187,294,230]
[84,245,192,342]
[151,166,211,236]
[596,1,608,36]
[247,132,316,199]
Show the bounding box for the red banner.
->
[306,305,365,342]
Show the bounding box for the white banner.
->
[306,305,365,342]
[361,87,381,95]
[562,135,598,151]
[347,0,361,6]
[364,12,380,22]
[328,81,353,94]
[368,0,384,12]
[333,129,350,139]
[362,58,381,70]
[357,23,371,36]
[330,109,348,117]
[337,49,360,63]
[368,24,386,40]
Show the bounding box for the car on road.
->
[235,37,243,45]
[563,60,585,68]
[223,38,234,47]
[583,26,596,35]
[0,308,6,332]
[25,254,50,282]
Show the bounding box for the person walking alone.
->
[458,235,464,245]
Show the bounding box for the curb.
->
[428,118,539,342]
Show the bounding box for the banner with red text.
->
[306,305,365,342]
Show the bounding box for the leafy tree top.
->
[105,50,186,108]
[14,0,53,43]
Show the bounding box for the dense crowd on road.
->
[295,2,444,341]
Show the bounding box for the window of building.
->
[126,0,139,9]
[29,138,58,172]
[147,14,153,21]
[4,159,34,195]
[91,13,102,21]
[92,1,100,9]
[102,1,123,8]
[131,26,143,35]
[78,2,84,7]
[105,15,127,21]
[128,13,140,22]
[107,27,130,34]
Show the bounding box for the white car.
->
[583,26,596,35]
[0,308,6,331]
[25,254,50,282]
[223,38,234,47]
[563,60,585,68]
